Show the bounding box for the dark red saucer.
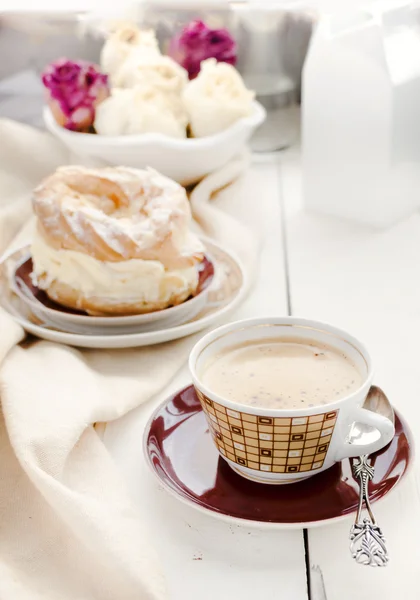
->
[144,385,412,527]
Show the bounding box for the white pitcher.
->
[302,1,420,228]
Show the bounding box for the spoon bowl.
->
[349,386,395,447]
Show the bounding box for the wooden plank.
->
[104,159,309,600]
[281,146,420,599]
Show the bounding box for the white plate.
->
[44,102,266,186]
[0,239,247,349]
[11,247,216,335]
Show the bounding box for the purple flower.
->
[169,20,237,80]
[41,59,110,132]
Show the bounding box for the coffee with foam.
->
[200,338,363,410]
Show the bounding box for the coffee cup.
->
[189,317,395,484]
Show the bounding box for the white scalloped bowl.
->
[43,101,266,185]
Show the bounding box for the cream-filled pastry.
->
[100,24,161,84]
[94,85,188,138]
[31,166,204,315]
[183,58,255,137]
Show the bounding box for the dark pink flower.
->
[41,58,110,132]
[169,20,237,80]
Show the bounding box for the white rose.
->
[100,24,161,81]
[183,58,255,137]
[94,86,188,139]
[114,54,188,94]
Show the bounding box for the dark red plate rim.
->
[144,385,413,526]
[14,255,214,317]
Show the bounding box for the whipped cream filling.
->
[31,232,198,305]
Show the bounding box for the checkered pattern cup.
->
[189,317,395,484]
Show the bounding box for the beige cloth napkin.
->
[0,119,259,600]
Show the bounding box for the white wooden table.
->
[104,145,419,600]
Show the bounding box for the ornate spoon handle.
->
[349,455,389,567]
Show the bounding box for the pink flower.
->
[169,20,237,80]
[41,59,110,132]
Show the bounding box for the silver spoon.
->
[348,386,394,567]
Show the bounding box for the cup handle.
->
[335,407,395,462]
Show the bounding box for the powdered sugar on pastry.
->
[32,166,204,269]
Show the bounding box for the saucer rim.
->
[143,385,415,530]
